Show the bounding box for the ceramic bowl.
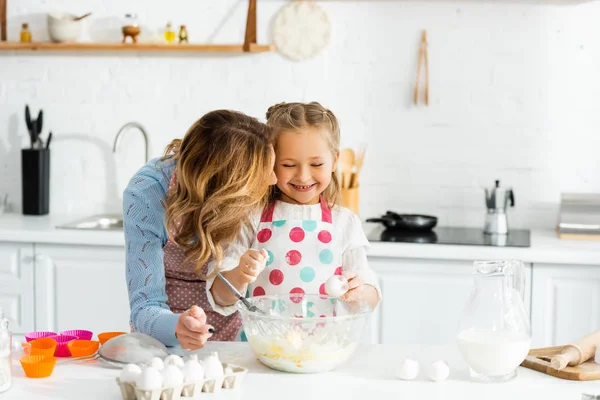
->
[47,12,82,42]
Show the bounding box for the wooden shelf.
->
[0,41,275,53]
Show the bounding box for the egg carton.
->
[116,363,247,400]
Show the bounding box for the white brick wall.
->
[1,0,600,229]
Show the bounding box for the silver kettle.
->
[484,180,515,235]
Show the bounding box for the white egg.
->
[182,358,204,383]
[396,358,419,380]
[224,365,234,375]
[203,352,224,379]
[119,364,142,383]
[325,275,349,297]
[135,367,163,391]
[427,360,450,382]
[148,357,164,371]
[162,365,184,388]
[163,354,184,368]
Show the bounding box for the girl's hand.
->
[175,305,214,350]
[235,249,268,284]
[340,271,365,302]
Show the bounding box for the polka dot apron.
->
[248,196,343,301]
[162,170,242,342]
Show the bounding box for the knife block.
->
[21,149,50,215]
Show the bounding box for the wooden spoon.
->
[350,145,366,188]
[340,148,355,189]
[73,12,92,21]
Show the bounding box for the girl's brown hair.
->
[265,101,341,207]
[163,110,274,277]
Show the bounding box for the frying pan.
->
[366,211,438,231]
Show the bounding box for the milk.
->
[457,329,531,377]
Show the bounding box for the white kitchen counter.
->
[0,213,599,265]
[4,342,600,400]
[0,213,125,247]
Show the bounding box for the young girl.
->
[207,102,380,318]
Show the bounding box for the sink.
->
[56,214,124,231]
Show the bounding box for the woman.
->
[123,110,276,350]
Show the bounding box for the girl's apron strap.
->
[320,196,332,223]
[260,201,276,223]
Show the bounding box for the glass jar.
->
[20,23,32,43]
[0,309,12,393]
[164,22,176,44]
[457,260,531,383]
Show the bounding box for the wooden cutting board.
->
[521,346,600,381]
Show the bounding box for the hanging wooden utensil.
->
[413,30,429,106]
[340,148,355,189]
[350,145,367,189]
[1,0,6,41]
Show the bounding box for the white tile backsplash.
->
[1,0,600,228]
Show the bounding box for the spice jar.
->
[178,25,188,44]
[0,309,12,393]
[20,23,32,43]
[164,22,176,44]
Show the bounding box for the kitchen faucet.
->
[113,122,149,162]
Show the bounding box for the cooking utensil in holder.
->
[341,186,359,215]
[21,148,50,215]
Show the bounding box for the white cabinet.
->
[0,243,34,334]
[34,244,131,334]
[371,257,532,346]
[531,263,600,348]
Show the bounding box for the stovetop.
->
[366,226,531,248]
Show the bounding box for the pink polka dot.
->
[253,286,265,296]
[318,230,332,243]
[257,229,272,243]
[286,250,302,266]
[319,283,328,299]
[289,227,305,243]
[269,269,284,286]
[290,287,305,303]
[334,267,343,276]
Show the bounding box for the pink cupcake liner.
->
[60,329,93,341]
[48,334,77,357]
[25,331,57,342]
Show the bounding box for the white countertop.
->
[0,213,599,265]
[4,342,600,400]
[0,213,125,247]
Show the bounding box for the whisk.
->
[216,273,267,315]
[216,273,288,337]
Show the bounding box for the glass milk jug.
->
[0,308,11,393]
[457,260,531,383]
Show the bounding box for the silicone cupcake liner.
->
[115,363,248,400]
[98,331,126,345]
[48,334,78,357]
[21,342,32,356]
[67,340,100,357]
[60,329,93,340]
[20,355,57,378]
[25,331,57,342]
[29,338,57,358]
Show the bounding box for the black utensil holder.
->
[21,149,50,215]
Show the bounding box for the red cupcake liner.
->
[47,334,78,357]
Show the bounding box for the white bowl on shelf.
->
[47,12,82,43]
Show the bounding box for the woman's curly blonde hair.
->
[163,110,274,277]
[265,101,341,207]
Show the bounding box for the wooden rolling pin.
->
[550,330,600,370]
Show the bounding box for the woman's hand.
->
[175,305,214,350]
[235,249,268,284]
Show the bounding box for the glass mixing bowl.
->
[236,294,372,373]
